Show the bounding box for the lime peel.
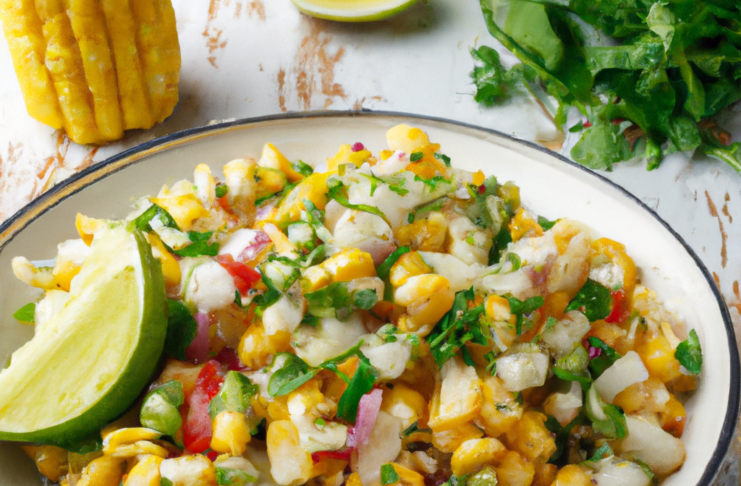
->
[0,227,167,446]
[290,0,420,22]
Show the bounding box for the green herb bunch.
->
[473,0,741,173]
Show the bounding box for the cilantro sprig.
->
[426,287,488,368]
[675,329,702,375]
[565,279,613,322]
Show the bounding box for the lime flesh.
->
[0,227,167,446]
[290,0,420,22]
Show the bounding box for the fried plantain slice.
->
[130,0,180,123]
[35,0,101,144]
[100,0,154,130]
[65,0,123,141]
[0,0,64,129]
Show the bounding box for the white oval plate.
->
[0,112,737,485]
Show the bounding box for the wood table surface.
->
[0,0,739,483]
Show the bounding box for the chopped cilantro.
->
[675,329,702,375]
[409,152,424,162]
[565,279,612,322]
[12,303,35,323]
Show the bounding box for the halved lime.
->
[290,0,419,22]
[0,226,167,446]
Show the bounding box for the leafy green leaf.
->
[304,282,378,320]
[209,371,259,420]
[537,216,559,231]
[215,184,228,199]
[586,385,627,439]
[292,160,314,177]
[381,464,400,485]
[675,328,703,375]
[216,467,257,486]
[565,279,612,322]
[426,288,488,367]
[268,354,316,397]
[161,478,174,486]
[488,227,512,265]
[326,178,388,223]
[409,152,424,162]
[336,356,378,423]
[164,299,197,361]
[134,203,180,232]
[173,231,220,257]
[12,303,35,323]
[434,152,452,167]
[140,381,184,437]
[588,337,622,378]
[414,175,451,191]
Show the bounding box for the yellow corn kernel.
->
[75,213,109,246]
[472,170,486,187]
[255,167,288,201]
[259,143,305,183]
[380,150,393,160]
[146,232,181,287]
[591,238,637,300]
[11,256,56,289]
[302,265,332,293]
[311,459,348,481]
[267,395,291,422]
[102,427,162,455]
[429,356,483,432]
[273,172,330,226]
[636,333,682,384]
[287,380,325,416]
[385,463,425,486]
[477,374,522,438]
[389,252,432,287]
[22,445,68,482]
[106,441,169,458]
[550,464,592,486]
[160,456,217,486]
[381,383,427,429]
[399,286,454,336]
[224,158,258,223]
[322,248,376,282]
[51,259,80,292]
[395,274,449,307]
[486,295,511,322]
[238,321,293,370]
[211,411,251,456]
[76,455,124,486]
[346,472,363,486]
[431,423,484,453]
[532,462,557,486]
[505,411,556,464]
[123,454,162,486]
[493,451,535,486]
[387,124,431,154]
[327,144,374,171]
[508,208,544,242]
[267,420,312,486]
[451,438,507,477]
[261,222,297,256]
[152,193,209,231]
[394,213,448,252]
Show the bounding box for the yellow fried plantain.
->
[100,0,154,130]
[0,0,64,128]
[65,0,123,141]
[130,0,180,123]
[35,0,102,144]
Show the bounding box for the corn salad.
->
[13,125,702,486]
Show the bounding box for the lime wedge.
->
[0,226,167,446]
[290,0,419,22]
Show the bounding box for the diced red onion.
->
[215,346,247,371]
[186,313,212,364]
[348,388,383,448]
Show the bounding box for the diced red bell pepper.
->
[605,289,631,324]
[311,448,354,464]
[217,254,261,295]
[183,360,224,453]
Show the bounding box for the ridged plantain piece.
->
[131,0,180,123]
[1,0,180,144]
[0,0,64,129]
[35,0,102,144]
[65,0,123,141]
[100,0,154,130]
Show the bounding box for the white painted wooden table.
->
[0,0,739,483]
